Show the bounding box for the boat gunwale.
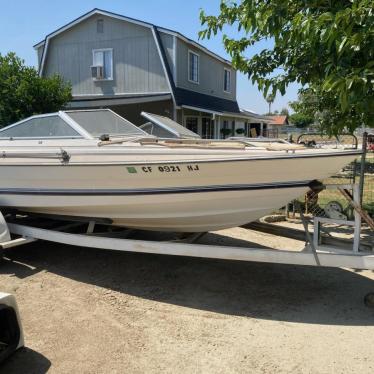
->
[0,149,363,166]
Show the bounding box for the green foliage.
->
[290,86,366,133]
[200,0,374,133]
[289,112,314,128]
[220,128,233,137]
[289,89,318,129]
[0,52,72,127]
[280,108,289,116]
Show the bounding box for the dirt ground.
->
[1,226,373,374]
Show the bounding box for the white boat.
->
[0,109,360,232]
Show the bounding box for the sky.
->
[0,0,300,114]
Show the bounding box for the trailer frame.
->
[1,217,373,271]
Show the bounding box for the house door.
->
[201,117,214,139]
[184,116,214,138]
[250,123,261,137]
[185,117,199,135]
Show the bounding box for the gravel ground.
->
[0,227,373,374]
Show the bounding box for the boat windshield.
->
[0,115,82,139]
[0,109,149,140]
[65,110,147,137]
[140,112,201,139]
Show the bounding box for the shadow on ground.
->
[1,233,374,326]
[0,348,51,374]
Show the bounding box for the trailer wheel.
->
[364,293,374,308]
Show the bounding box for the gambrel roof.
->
[35,9,241,114]
[34,8,232,66]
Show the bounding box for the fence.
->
[285,135,374,220]
[263,128,279,138]
[360,151,374,215]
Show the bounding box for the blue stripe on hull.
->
[0,181,311,196]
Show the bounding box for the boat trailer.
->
[1,184,373,306]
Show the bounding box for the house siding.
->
[42,14,169,96]
[37,45,44,66]
[159,32,175,81]
[176,38,236,101]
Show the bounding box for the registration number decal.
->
[127,164,200,174]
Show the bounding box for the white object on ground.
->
[0,212,11,243]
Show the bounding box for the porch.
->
[176,106,273,139]
[67,95,276,139]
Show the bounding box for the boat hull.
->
[0,151,359,232]
[0,185,308,232]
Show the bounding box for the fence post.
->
[359,132,368,207]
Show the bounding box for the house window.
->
[188,51,199,83]
[185,117,199,134]
[97,19,104,33]
[224,68,231,92]
[92,49,113,80]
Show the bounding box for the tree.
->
[266,94,274,115]
[289,113,314,128]
[289,85,365,133]
[280,108,289,116]
[289,89,316,128]
[200,1,374,134]
[289,89,317,129]
[0,52,72,128]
